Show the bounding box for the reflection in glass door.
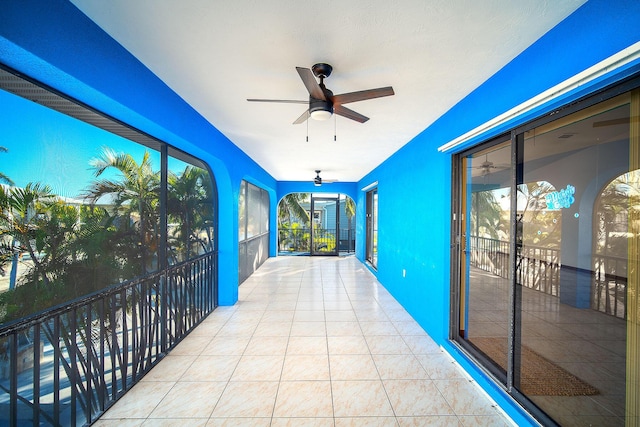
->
[457,140,512,381]
[515,93,634,424]
[453,85,640,426]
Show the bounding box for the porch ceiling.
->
[69,0,586,183]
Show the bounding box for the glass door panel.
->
[458,140,512,380]
[452,82,640,426]
[516,93,633,424]
[311,195,339,255]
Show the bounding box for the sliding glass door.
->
[456,140,512,383]
[366,188,378,268]
[453,82,640,425]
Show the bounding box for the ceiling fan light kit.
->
[309,100,333,120]
[248,63,394,125]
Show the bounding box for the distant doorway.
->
[278,193,355,256]
[311,195,339,255]
[365,188,378,268]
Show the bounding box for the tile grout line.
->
[321,261,338,424]
[341,264,402,424]
[267,261,300,424]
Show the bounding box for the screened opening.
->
[277,193,356,256]
[238,180,270,283]
[0,65,217,425]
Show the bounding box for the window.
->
[238,180,269,283]
[167,156,215,264]
[453,78,640,425]
[0,69,215,322]
[0,65,217,425]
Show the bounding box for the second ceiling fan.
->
[247,63,394,124]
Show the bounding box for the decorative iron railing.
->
[468,236,627,319]
[278,228,355,254]
[0,252,217,426]
[470,235,560,296]
[516,244,561,296]
[468,235,510,279]
[592,254,627,319]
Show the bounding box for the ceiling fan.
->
[313,170,337,186]
[472,155,509,176]
[247,63,394,124]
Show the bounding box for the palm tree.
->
[0,145,14,185]
[517,181,560,246]
[470,190,503,240]
[83,148,160,274]
[0,183,56,289]
[167,165,214,262]
[596,171,640,258]
[278,193,310,227]
[344,196,355,219]
[277,193,310,252]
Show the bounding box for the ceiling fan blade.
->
[247,98,308,104]
[334,105,369,123]
[293,109,310,125]
[332,86,394,105]
[296,67,325,100]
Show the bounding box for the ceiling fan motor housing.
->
[309,97,333,117]
[309,85,334,119]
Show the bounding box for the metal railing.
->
[592,254,627,319]
[0,252,217,426]
[468,235,510,278]
[516,244,561,296]
[469,236,628,319]
[278,228,355,254]
[469,236,560,296]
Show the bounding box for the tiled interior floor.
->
[95,256,514,426]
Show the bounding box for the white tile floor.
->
[95,256,514,426]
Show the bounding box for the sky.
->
[0,88,189,199]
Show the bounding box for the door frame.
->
[365,187,378,268]
[310,195,340,256]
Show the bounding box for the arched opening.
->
[277,193,355,256]
[593,169,640,318]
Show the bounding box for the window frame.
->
[0,63,218,323]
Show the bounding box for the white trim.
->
[360,181,378,192]
[438,42,640,153]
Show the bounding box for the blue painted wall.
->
[0,0,277,306]
[355,0,640,424]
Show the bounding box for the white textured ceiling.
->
[70,0,585,183]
